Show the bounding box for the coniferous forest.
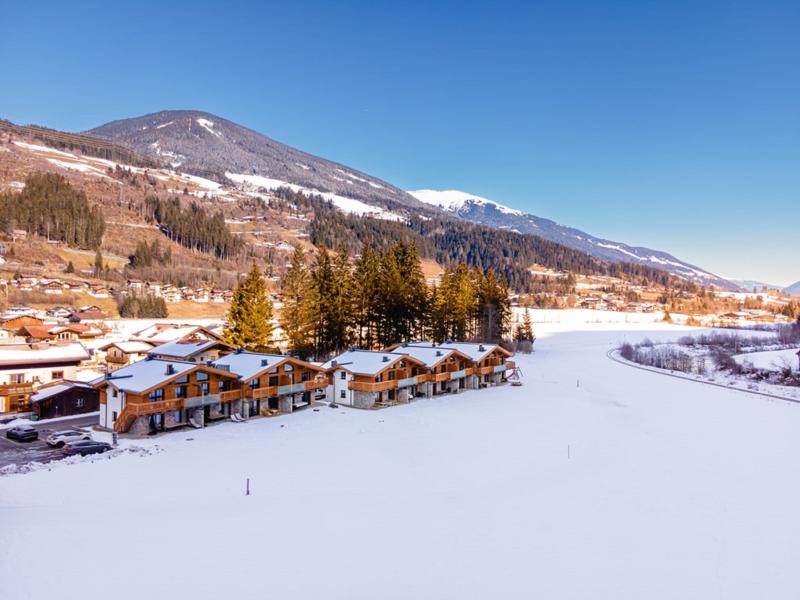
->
[143,195,243,259]
[280,241,512,360]
[0,173,105,249]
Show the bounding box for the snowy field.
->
[3,322,800,599]
[734,348,800,371]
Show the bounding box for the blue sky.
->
[1,0,798,285]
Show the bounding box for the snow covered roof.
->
[100,341,154,354]
[147,337,230,359]
[321,349,418,376]
[100,359,218,394]
[0,342,90,367]
[401,341,508,362]
[30,381,94,402]
[389,345,466,368]
[212,351,295,381]
[132,324,220,344]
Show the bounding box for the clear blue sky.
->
[1,0,798,285]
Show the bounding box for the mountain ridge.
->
[88,110,737,290]
[410,189,736,290]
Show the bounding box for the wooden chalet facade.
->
[97,359,242,435]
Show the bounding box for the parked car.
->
[46,430,91,447]
[62,440,112,456]
[5,425,39,442]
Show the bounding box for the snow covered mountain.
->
[784,281,800,297]
[410,189,736,290]
[87,110,736,289]
[87,110,429,216]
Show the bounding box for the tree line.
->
[278,241,513,359]
[0,173,105,250]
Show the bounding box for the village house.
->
[131,323,222,347]
[29,380,99,420]
[99,341,155,371]
[0,342,91,413]
[392,341,515,387]
[46,306,73,319]
[321,349,428,409]
[212,350,328,417]
[1,314,44,335]
[386,344,476,396]
[96,358,242,434]
[146,334,234,363]
[88,285,111,298]
[19,323,104,343]
[69,306,107,324]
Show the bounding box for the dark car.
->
[62,440,112,456]
[5,425,39,442]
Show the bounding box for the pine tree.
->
[280,245,316,357]
[94,249,104,277]
[225,263,274,350]
[311,247,335,357]
[65,261,75,274]
[352,243,381,348]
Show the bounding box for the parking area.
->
[0,415,99,468]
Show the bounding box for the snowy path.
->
[2,324,800,599]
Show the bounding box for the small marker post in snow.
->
[577,379,580,388]
[567,444,571,460]
[246,478,250,496]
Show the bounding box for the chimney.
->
[261,358,269,366]
[331,360,338,367]
[165,364,175,375]
[436,350,442,357]
[235,347,243,354]
[478,344,486,352]
[382,356,389,362]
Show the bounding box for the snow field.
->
[2,323,800,599]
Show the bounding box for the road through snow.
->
[2,323,799,599]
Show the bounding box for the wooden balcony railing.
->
[348,379,398,393]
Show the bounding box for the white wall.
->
[331,369,353,406]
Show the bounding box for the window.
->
[176,386,187,398]
[284,364,294,372]
[301,371,309,382]
[149,389,164,402]
[340,371,346,380]
[51,370,64,380]
[75,398,84,408]
[112,411,118,422]
[11,373,24,384]
[249,379,259,389]
[111,388,118,398]
[340,390,346,399]
[196,371,209,382]
[175,375,189,384]
[389,371,395,380]
[199,382,210,396]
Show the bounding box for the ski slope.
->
[2,322,800,599]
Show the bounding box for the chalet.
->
[30,380,99,420]
[1,314,44,334]
[99,341,154,370]
[96,358,242,435]
[88,285,111,298]
[212,350,327,417]
[321,350,428,409]
[395,341,515,387]
[131,324,223,346]
[147,335,234,363]
[46,306,73,319]
[43,280,65,295]
[0,342,91,413]
[4,306,37,317]
[387,344,475,396]
[162,286,183,303]
[69,307,106,324]
[19,323,103,342]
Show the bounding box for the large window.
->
[149,389,164,402]
[196,371,209,382]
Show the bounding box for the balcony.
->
[348,379,398,393]
[124,398,183,416]
[398,374,426,388]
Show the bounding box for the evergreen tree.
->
[280,245,316,357]
[352,243,381,348]
[225,263,274,350]
[65,261,75,274]
[94,249,104,277]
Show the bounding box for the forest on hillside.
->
[0,172,105,250]
[285,189,694,293]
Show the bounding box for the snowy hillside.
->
[784,281,800,297]
[3,322,800,599]
[409,189,736,290]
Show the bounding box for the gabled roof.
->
[30,380,95,402]
[398,341,511,362]
[212,351,324,382]
[97,358,237,395]
[321,349,424,376]
[99,340,154,354]
[388,345,472,368]
[131,323,222,344]
[147,337,232,360]
[0,342,90,367]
